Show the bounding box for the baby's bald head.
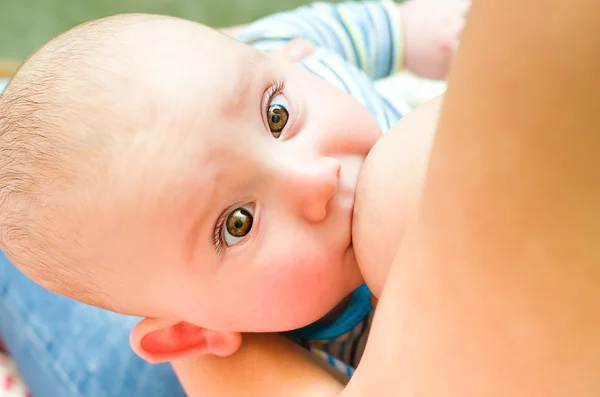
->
[0,14,219,313]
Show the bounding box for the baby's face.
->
[80,18,381,332]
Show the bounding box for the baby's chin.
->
[291,247,363,329]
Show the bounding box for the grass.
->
[0,0,322,60]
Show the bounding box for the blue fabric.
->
[235,0,403,80]
[0,251,186,397]
[287,284,372,340]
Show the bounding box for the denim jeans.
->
[0,251,187,397]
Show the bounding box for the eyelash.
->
[266,80,285,106]
[213,211,228,254]
[264,79,286,128]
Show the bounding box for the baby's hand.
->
[270,39,316,62]
[400,0,471,80]
[221,24,316,63]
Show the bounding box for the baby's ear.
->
[130,318,242,363]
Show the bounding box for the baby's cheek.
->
[256,246,332,304]
[264,247,326,286]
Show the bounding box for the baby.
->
[0,0,468,374]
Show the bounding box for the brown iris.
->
[267,103,289,138]
[226,208,253,238]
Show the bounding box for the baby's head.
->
[0,15,381,361]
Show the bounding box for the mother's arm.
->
[173,333,345,397]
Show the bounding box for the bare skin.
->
[353,96,441,297]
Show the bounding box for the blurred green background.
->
[0,0,328,60]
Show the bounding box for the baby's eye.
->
[224,205,254,246]
[267,94,289,139]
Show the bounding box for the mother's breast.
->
[352,97,443,297]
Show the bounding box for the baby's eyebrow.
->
[243,50,268,82]
[221,50,268,112]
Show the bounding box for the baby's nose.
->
[280,157,341,223]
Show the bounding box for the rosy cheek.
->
[257,248,327,297]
